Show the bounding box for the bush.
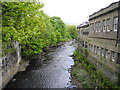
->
[72,50,120,88]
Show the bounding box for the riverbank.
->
[5,40,77,88]
[18,39,77,72]
[71,49,120,88]
[70,58,93,88]
[17,41,67,73]
[3,41,67,89]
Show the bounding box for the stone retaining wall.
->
[1,41,21,89]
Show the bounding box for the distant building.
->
[77,22,89,49]
[78,1,120,83]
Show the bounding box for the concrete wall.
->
[1,41,21,89]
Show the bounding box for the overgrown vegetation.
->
[72,49,120,88]
[2,1,78,60]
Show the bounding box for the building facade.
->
[78,22,89,49]
[78,1,120,83]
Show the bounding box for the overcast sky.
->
[41,0,119,25]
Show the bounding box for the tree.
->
[2,1,75,60]
[67,25,78,39]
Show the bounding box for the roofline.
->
[77,24,89,29]
[89,1,119,20]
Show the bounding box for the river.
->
[5,40,77,88]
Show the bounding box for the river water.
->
[5,40,77,88]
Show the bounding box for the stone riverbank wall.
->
[1,41,21,89]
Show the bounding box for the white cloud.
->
[41,0,119,25]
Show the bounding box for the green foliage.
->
[72,50,120,88]
[50,16,72,42]
[2,1,46,59]
[66,25,78,39]
[2,2,75,59]
[72,61,93,88]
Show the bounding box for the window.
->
[94,46,97,53]
[102,20,106,32]
[83,32,85,35]
[95,22,98,32]
[113,17,118,31]
[101,48,105,57]
[106,19,110,32]
[92,45,94,52]
[98,47,101,55]
[83,31,89,35]
[85,42,87,48]
[91,45,93,51]
[116,53,120,63]
[100,48,103,56]
[90,23,94,32]
[95,22,100,32]
[82,41,84,47]
[105,49,108,58]
[96,46,99,54]
[111,51,117,61]
[92,23,94,32]
[98,21,101,32]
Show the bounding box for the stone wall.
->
[77,1,120,84]
[1,41,21,89]
[0,56,2,90]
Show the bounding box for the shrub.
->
[72,50,120,88]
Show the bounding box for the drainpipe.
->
[117,1,120,48]
[77,26,80,50]
[117,1,120,63]
[117,0,120,86]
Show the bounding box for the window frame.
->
[98,21,101,32]
[105,49,109,58]
[95,22,98,32]
[113,16,118,32]
[102,20,106,32]
[106,18,110,32]
[111,51,116,62]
